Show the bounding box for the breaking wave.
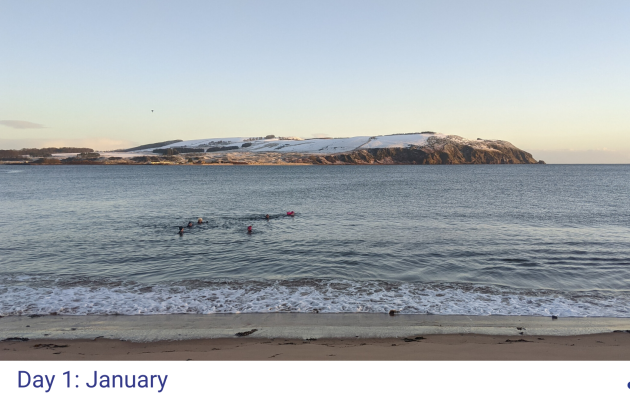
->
[1,276,629,317]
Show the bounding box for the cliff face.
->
[296,136,542,165]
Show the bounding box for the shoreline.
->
[2,314,629,342]
[0,162,545,166]
[4,334,630,360]
[3,315,630,361]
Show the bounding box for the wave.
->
[1,276,629,317]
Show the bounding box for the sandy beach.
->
[2,315,630,360]
[3,333,630,360]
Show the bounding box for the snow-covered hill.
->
[140,132,449,154]
[85,132,540,164]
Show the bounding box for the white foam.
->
[0,278,627,317]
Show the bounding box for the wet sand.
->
[3,315,630,360]
[3,333,630,360]
[3,314,630,341]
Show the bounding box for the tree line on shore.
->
[0,147,95,160]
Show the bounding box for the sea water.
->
[1,164,629,317]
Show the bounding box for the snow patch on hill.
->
[136,133,449,154]
[127,132,516,156]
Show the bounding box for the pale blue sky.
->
[1,1,629,162]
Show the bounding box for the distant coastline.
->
[0,132,545,165]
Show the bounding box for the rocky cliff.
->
[294,135,542,165]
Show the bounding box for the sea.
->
[1,164,629,318]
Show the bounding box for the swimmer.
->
[247,225,252,233]
[265,214,270,220]
[197,218,203,224]
[178,226,184,235]
[286,211,295,216]
[187,221,193,228]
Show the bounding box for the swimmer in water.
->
[265,214,270,220]
[178,226,184,235]
[187,221,193,228]
[247,225,252,233]
[287,211,295,216]
[197,218,203,224]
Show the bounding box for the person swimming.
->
[187,221,193,228]
[178,226,184,235]
[286,211,295,216]
[197,218,203,224]
[265,214,270,220]
[247,225,252,233]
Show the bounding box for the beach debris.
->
[505,339,532,343]
[551,315,558,320]
[235,328,258,337]
[305,338,317,341]
[403,337,426,342]
[516,327,525,330]
[2,337,29,342]
[33,344,68,349]
[388,310,400,316]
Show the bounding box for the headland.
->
[0,132,544,165]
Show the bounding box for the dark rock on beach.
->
[235,328,258,337]
[3,337,29,342]
[403,337,425,342]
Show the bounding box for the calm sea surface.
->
[1,165,629,317]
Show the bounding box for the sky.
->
[1,1,629,163]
